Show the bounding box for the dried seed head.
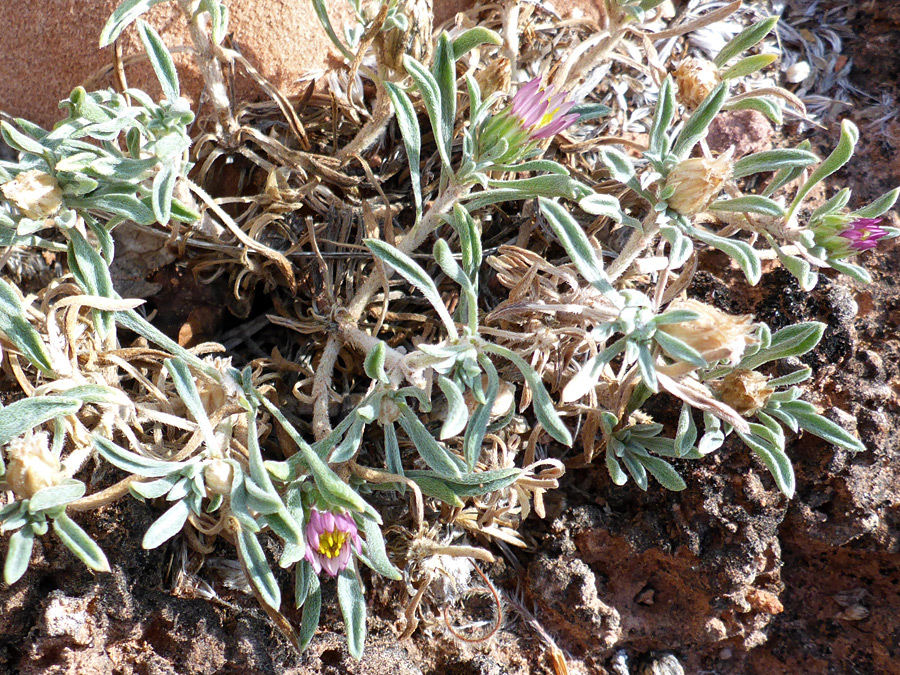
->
[1,170,63,220]
[474,57,511,100]
[378,0,433,73]
[714,369,774,416]
[378,396,402,425]
[674,57,722,109]
[660,299,757,368]
[665,150,734,216]
[203,459,234,496]
[197,357,239,416]
[5,432,62,499]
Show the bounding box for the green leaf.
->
[136,20,179,101]
[787,120,858,222]
[396,401,464,478]
[433,239,478,330]
[491,159,570,175]
[299,571,322,650]
[338,566,366,660]
[691,228,761,285]
[452,27,502,59]
[99,0,168,46]
[28,480,86,513]
[94,435,187,478]
[851,187,900,219]
[723,96,783,125]
[151,164,176,226]
[672,82,728,160]
[358,515,401,580]
[406,467,521,501]
[654,330,708,367]
[165,358,218,452]
[404,55,451,171]
[363,341,389,384]
[67,229,116,337]
[622,452,649,490]
[568,102,611,122]
[739,322,824,370]
[433,33,456,159]
[52,512,110,572]
[1,121,50,155]
[639,455,686,491]
[0,397,82,446]
[674,403,698,457]
[732,149,819,179]
[780,402,865,452]
[597,148,635,184]
[763,140,812,197]
[256,395,378,520]
[463,354,498,470]
[635,342,658,392]
[383,422,404,483]
[3,524,35,585]
[384,83,422,221]
[364,238,458,338]
[0,278,54,375]
[295,558,314,609]
[482,343,572,446]
[648,76,675,158]
[142,498,190,549]
[130,474,181,500]
[68,193,155,225]
[606,449,628,486]
[714,16,779,68]
[737,431,794,497]
[579,193,626,221]
[828,258,872,284]
[437,375,468,440]
[709,196,785,218]
[196,0,228,44]
[485,174,590,201]
[236,526,281,610]
[539,198,616,297]
[720,53,778,80]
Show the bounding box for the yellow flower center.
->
[317,529,348,559]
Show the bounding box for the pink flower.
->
[837,217,888,252]
[476,77,582,165]
[510,77,580,140]
[304,508,362,577]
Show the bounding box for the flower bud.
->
[714,369,774,416]
[1,170,63,220]
[659,299,756,367]
[665,150,734,216]
[673,57,722,109]
[5,432,62,499]
[203,459,234,496]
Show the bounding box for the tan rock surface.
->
[0,0,603,129]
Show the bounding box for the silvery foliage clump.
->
[0,0,894,660]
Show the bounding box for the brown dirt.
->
[3,2,900,675]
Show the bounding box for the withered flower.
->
[1,170,63,220]
[665,149,734,216]
[659,299,756,370]
[714,369,774,416]
[673,57,722,109]
[5,432,63,499]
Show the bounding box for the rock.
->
[639,653,684,675]
[705,110,774,158]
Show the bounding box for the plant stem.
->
[606,211,661,281]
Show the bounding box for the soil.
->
[3,2,900,675]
